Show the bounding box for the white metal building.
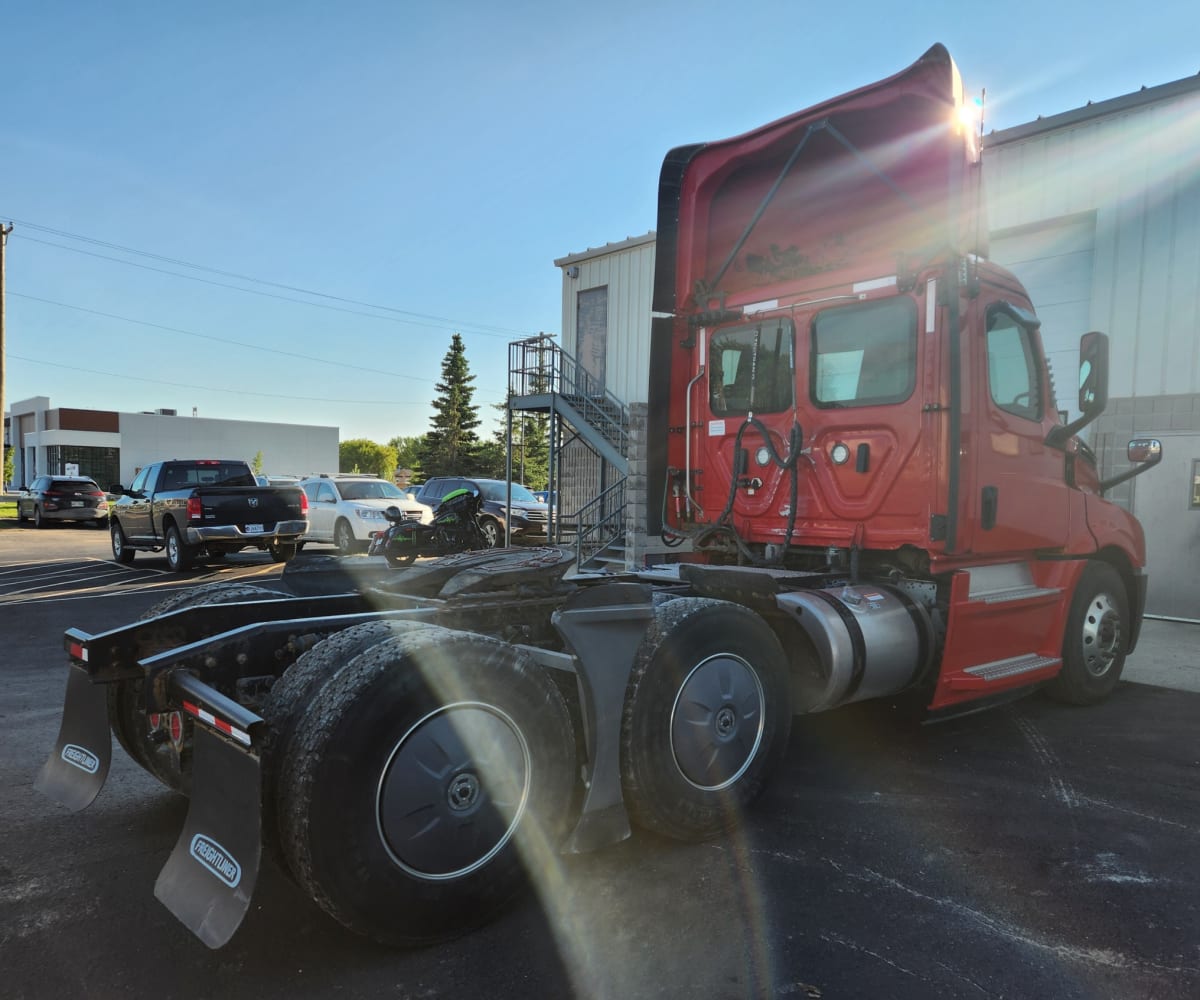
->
[6,396,338,490]
[554,70,1200,616]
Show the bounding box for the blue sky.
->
[4,1,1198,447]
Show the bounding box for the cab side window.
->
[129,467,149,495]
[811,297,916,407]
[986,309,1043,422]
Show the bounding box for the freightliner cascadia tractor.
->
[37,44,1161,949]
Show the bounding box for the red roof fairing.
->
[656,44,985,315]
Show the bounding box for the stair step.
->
[963,653,1061,682]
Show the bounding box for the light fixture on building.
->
[566,266,580,279]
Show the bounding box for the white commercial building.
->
[5,396,338,490]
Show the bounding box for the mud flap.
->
[35,667,112,811]
[154,726,262,949]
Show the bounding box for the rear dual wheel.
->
[274,624,575,946]
[620,598,792,842]
[107,582,283,793]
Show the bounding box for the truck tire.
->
[111,521,135,564]
[276,625,576,946]
[334,519,357,556]
[107,582,283,792]
[260,620,424,881]
[164,522,195,572]
[269,542,298,563]
[619,598,792,842]
[1046,561,1130,706]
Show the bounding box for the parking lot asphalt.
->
[1,524,1198,999]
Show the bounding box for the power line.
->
[8,352,467,406]
[9,291,510,397]
[4,215,537,338]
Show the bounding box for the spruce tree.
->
[421,333,480,478]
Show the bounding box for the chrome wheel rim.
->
[1081,592,1122,677]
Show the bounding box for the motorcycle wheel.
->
[386,550,417,567]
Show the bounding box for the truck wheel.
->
[277,626,576,946]
[334,519,357,556]
[620,598,792,842]
[479,518,501,549]
[107,582,283,792]
[269,542,297,563]
[1046,562,1130,706]
[164,523,195,571]
[260,620,422,881]
[111,521,135,564]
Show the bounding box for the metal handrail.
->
[572,477,626,568]
[508,337,629,452]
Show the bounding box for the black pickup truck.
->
[108,459,309,570]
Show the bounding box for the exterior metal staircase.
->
[507,335,629,571]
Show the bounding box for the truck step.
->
[971,585,1062,605]
[963,653,1061,682]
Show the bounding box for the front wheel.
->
[275,625,576,946]
[164,523,195,572]
[111,521,135,564]
[479,517,501,549]
[620,598,792,841]
[1046,562,1130,705]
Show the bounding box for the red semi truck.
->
[37,44,1160,950]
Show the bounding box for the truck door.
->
[122,463,161,544]
[964,301,1070,554]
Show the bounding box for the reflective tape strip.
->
[181,699,252,747]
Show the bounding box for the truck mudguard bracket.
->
[34,666,112,812]
[551,583,655,854]
[154,725,262,949]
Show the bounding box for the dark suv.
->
[413,477,549,548]
[17,476,109,528]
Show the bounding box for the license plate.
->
[245,524,264,534]
[70,501,84,507]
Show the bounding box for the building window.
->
[1191,460,1200,510]
[45,445,120,491]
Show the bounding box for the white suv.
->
[299,475,432,554]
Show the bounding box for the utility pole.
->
[0,223,12,492]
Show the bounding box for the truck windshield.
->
[812,297,917,407]
[708,320,794,416]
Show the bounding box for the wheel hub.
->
[376,703,531,880]
[1082,593,1122,677]
[670,653,765,791]
[447,772,481,811]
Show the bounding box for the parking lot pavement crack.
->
[821,857,1200,976]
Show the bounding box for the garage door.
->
[990,214,1096,420]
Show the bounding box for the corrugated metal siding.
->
[986,90,1200,399]
[560,240,656,406]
